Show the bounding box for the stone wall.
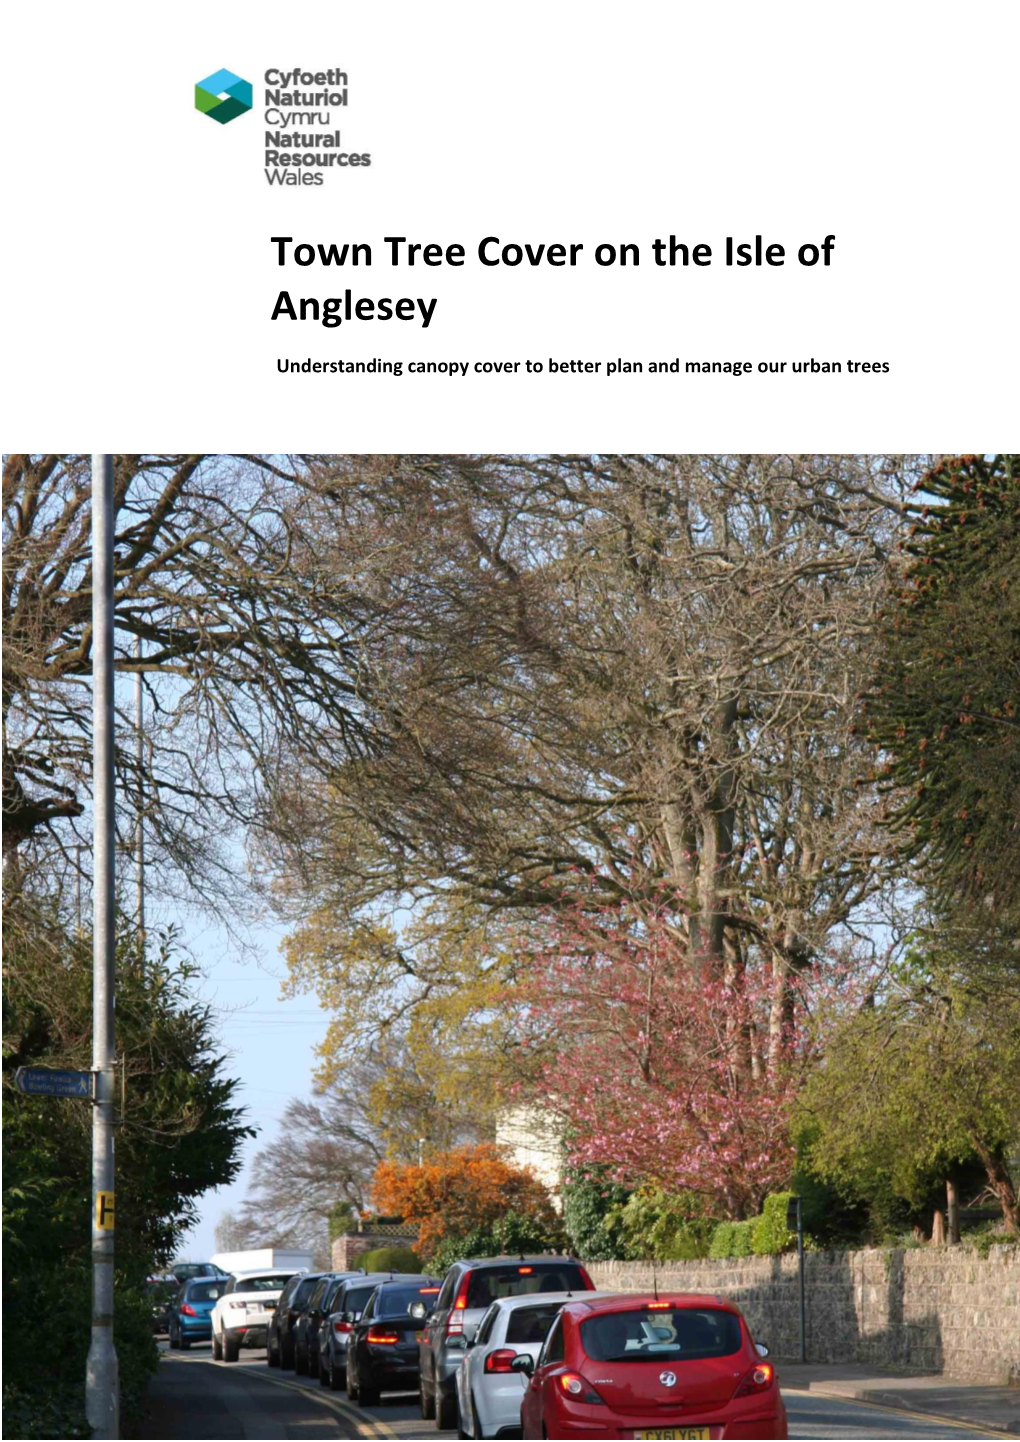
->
[589,1246,1019,1386]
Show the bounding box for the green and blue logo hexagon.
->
[195,68,253,124]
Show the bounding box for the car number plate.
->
[634,1430,710,1440]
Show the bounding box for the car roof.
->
[563,1292,738,1318]
[344,1271,426,1285]
[229,1270,294,1282]
[373,1276,444,1289]
[457,1255,584,1268]
[484,1289,612,1312]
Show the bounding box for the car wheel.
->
[212,1332,223,1361]
[267,1332,280,1367]
[329,1359,345,1393]
[436,1387,458,1431]
[223,1334,240,1363]
[281,1337,295,1369]
[420,1374,436,1420]
[169,1325,180,1350]
[346,1365,359,1401]
[179,1336,191,1351]
[295,1342,308,1376]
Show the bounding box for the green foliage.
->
[751,1193,796,1255]
[865,453,1020,918]
[424,1210,566,1274]
[561,1164,631,1262]
[708,1218,756,1258]
[359,1245,422,1273]
[796,926,1020,1235]
[3,905,251,1437]
[605,1187,714,1261]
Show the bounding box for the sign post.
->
[14,1067,93,1098]
[786,1194,807,1362]
[86,453,119,1438]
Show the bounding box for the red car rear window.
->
[581,1308,742,1361]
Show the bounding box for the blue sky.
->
[172,907,329,1263]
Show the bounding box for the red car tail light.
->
[333,1320,352,1335]
[447,1273,471,1334]
[180,1303,197,1317]
[558,1372,606,1404]
[648,1301,671,1310]
[733,1361,775,1397]
[485,1348,519,1373]
[366,1329,399,1345]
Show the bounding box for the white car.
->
[211,1269,299,1362]
[455,1291,597,1439]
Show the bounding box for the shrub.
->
[708,1222,735,1258]
[562,1164,630,1262]
[358,1245,422,1273]
[708,1218,757,1258]
[752,1193,796,1256]
[606,1187,715,1261]
[424,1210,567,1274]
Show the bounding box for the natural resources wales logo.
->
[195,68,253,124]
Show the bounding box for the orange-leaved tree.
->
[371,1144,557,1259]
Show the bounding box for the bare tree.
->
[273,455,921,1072]
[2,453,375,908]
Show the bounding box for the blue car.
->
[169,1276,227,1349]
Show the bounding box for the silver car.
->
[454,1292,589,1439]
[419,1256,595,1431]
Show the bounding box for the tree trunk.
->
[946,1179,961,1244]
[972,1139,1019,1234]
[931,1209,946,1245]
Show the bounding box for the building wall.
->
[589,1246,1019,1385]
[495,1105,563,1209]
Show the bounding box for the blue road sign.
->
[14,1066,92,1098]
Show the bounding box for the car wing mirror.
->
[510,1354,534,1376]
[408,1301,428,1320]
[756,1342,770,1358]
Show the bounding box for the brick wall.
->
[332,1227,419,1271]
[589,1246,1019,1386]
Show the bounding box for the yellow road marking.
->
[782,1386,1006,1436]
[233,1365,398,1439]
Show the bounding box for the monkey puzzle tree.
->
[863,453,1020,919]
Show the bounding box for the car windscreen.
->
[372,1284,441,1318]
[581,1308,742,1362]
[466,1265,587,1309]
[340,1284,377,1314]
[242,1273,295,1293]
[505,1303,566,1345]
[188,1281,225,1302]
[172,1264,209,1280]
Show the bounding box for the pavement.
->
[778,1362,1020,1437]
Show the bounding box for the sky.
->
[170,905,330,1263]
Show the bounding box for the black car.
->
[346,1277,444,1408]
[293,1271,362,1376]
[267,1271,325,1368]
[146,1276,179,1335]
[317,1272,398,1393]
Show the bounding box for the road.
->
[143,1345,1002,1440]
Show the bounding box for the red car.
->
[515,1292,787,1440]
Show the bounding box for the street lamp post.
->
[86,453,119,1438]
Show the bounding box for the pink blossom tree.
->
[523,885,834,1219]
